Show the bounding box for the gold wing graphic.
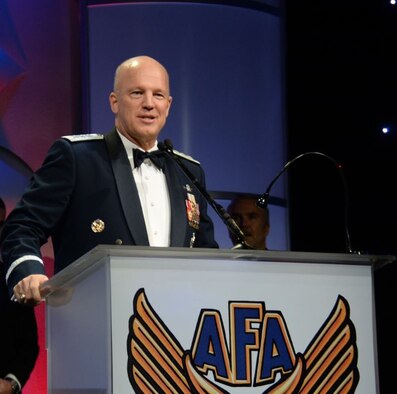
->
[127,289,227,393]
[127,290,359,394]
[263,295,359,394]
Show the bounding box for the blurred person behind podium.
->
[0,55,218,307]
[227,195,270,250]
[0,198,39,394]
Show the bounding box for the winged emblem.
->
[127,289,359,393]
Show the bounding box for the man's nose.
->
[142,93,154,108]
[239,217,248,226]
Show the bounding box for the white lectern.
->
[43,245,393,394]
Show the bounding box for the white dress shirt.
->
[117,131,171,246]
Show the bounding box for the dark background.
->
[285,0,397,255]
[285,1,396,390]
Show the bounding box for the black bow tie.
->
[132,149,165,170]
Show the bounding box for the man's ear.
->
[165,96,172,117]
[109,92,118,114]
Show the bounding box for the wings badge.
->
[127,289,359,393]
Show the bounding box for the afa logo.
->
[127,289,359,393]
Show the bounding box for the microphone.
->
[257,152,353,254]
[158,139,251,249]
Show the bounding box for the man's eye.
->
[131,91,142,96]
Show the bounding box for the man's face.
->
[109,59,172,148]
[229,199,269,250]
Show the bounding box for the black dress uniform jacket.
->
[0,128,218,296]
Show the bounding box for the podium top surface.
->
[42,245,395,292]
[83,244,392,263]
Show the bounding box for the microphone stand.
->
[159,140,252,249]
[257,152,353,254]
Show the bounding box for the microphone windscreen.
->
[257,194,269,209]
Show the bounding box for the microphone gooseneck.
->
[257,152,353,254]
[159,139,251,249]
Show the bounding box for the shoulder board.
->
[173,149,200,165]
[62,133,104,142]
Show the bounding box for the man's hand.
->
[13,274,49,306]
[0,377,16,394]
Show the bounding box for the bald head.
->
[113,56,170,94]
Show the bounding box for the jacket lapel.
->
[105,129,150,246]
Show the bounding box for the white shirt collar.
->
[116,129,158,154]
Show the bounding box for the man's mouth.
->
[139,116,156,123]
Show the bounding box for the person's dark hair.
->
[227,196,270,225]
[0,197,5,212]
